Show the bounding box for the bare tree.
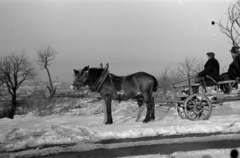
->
[175,56,204,93]
[0,76,4,97]
[177,57,206,94]
[178,56,204,80]
[156,58,204,98]
[219,0,240,46]
[0,51,37,119]
[36,45,58,99]
[157,63,175,98]
[0,73,3,88]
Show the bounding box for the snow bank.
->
[0,100,240,157]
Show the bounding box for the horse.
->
[72,64,158,124]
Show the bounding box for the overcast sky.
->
[0,0,236,82]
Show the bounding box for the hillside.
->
[0,80,73,101]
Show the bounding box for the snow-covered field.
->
[1,98,240,158]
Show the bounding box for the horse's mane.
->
[87,67,105,81]
[89,67,104,71]
[89,67,122,78]
[88,67,105,74]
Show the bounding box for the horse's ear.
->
[73,69,79,75]
[106,63,109,68]
[100,63,103,69]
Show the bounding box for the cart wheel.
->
[183,93,212,121]
[177,103,186,119]
[177,97,187,119]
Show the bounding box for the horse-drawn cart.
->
[158,78,240,121]
[72,63,240,124]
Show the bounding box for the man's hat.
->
[230,46,240,54]
[206,52,215,57]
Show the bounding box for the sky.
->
[0,0,236,82]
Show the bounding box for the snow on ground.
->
[0,99,240,158]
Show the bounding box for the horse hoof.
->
[150,117,155,121]
[105,120,113,125]
[143,119,149,123]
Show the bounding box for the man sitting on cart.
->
[228,46,240,80]
[220,46,240,92]
[194,52,220,93]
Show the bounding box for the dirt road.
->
[33,132,240,158]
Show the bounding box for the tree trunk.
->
[46,68,53,91]
[46,67,56,99]
[9,92,17,119]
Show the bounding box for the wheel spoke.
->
[198,97,204,104]
[187,100,195,107]
[180,111,185,114]
[183,94,212,120]
[177,104,186,119]
[189,109,199,115]
[190,112,198,119]
[189,99,197,106]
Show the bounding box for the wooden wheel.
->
[177,103,186,119]
[183,93,212,121]
[177,97,187,119]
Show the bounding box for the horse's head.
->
[72,66,89,90]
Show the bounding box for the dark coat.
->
[228,54,240,80]
[198,57,220,84]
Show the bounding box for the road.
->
[32,132,240,158]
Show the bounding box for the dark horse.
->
[72,64,158,124]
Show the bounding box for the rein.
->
[171,75,197,86]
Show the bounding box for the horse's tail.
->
[153,76,158,92]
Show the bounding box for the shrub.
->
[0,102,12,118]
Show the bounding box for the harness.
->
[108,74,125,103]
[90,65,109,92]
[89,65,125,102]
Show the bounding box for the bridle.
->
[72,69,89,91]
[74,65,110,93]
[79,65,119,93]
[74,65,123,102]
[79,69,89,86]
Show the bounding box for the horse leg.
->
[101,99,107,123]
[143,95,151,123]
[150,96,155,121]
[104,97,113,124]
[136,97,145,122]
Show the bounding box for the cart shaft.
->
[158,99,184,104]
